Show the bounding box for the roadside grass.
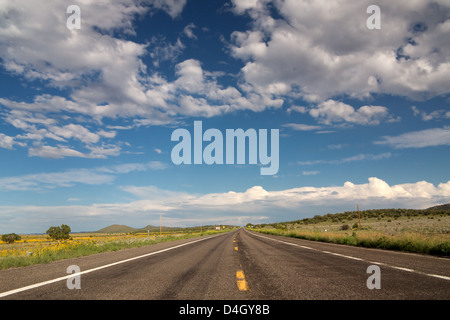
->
[249,215,450,257]
[0,229,231,270]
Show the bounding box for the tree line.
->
[1,224,71,244]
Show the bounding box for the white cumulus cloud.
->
[2,177,449,233]
[230,0,450,101]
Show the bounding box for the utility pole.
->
[160,214,162,236]
[357,204,362,228]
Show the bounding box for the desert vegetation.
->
[0,226,234,270]
[247,207,450,256]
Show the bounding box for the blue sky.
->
[0,0,449,233]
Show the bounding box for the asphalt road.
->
[1,228,449,300]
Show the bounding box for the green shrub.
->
[46,224,71,241]
[2,233,21,244]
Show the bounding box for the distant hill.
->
[96,224,170,233]
[96,224,196,233]
[96,224,138,233]
[427,203,450,210]
[136,225,179,232]
[96,224,237,233]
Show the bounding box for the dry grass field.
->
[287,215,450,234]
[250,210,450,256]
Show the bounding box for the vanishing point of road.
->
[1,228,449,300]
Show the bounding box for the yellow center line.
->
[234,237,247,291]
[236,270,249,291]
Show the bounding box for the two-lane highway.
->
[235,229,450,299]
[1,228,449,299]
[0,230,243,299]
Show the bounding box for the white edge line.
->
[247,230,450,282]
[0,233,225,298]
[391,266,415,272]
[428,274,450,281]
